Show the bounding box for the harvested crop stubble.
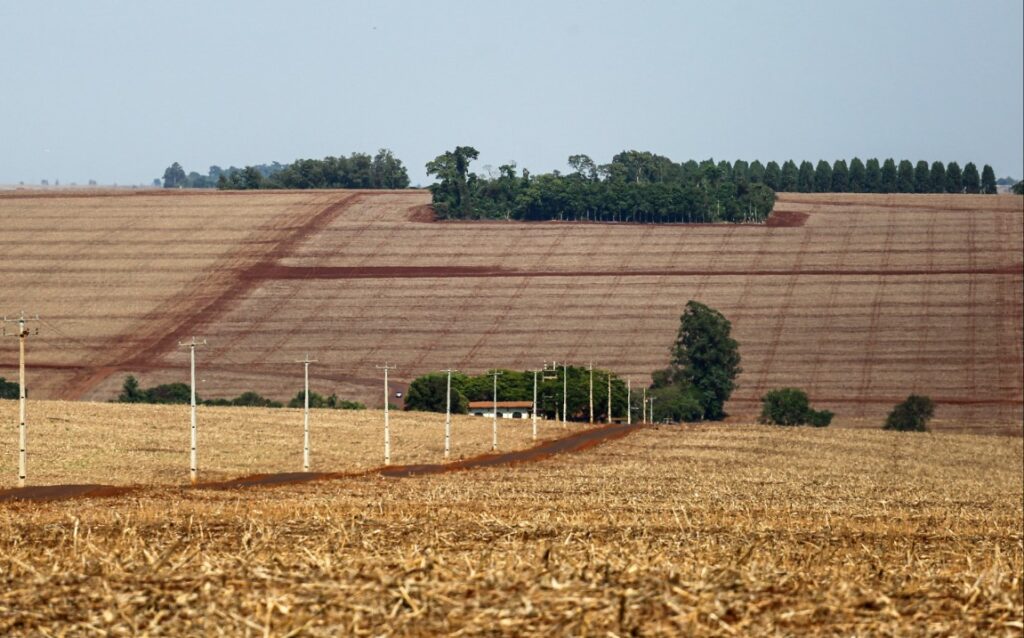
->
[0,425,1020,635]
[0,400,583,487]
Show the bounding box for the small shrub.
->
[0,376,19,400]
[760,388,833,427]
[884,395,935,432]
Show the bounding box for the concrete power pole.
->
[627,378,632,426]
[562,362,568,428]
[178,336,206,485]
[531,369,539,441]
[297,354,318,472]
[587,363,594,424]
[376,362,396,465]
[607,373,612,424]
[490,370,503,451]
[3,312,38,487]
[441,367,458,460]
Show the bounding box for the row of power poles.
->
[3,327,660,486]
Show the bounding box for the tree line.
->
[160,149,410,190]
[116,375,365,410]
[426,147,777,224]
[754,158,997,194]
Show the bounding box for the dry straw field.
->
[0,402,1020,635]
[0,189,1021,431]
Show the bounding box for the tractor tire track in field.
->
[57,193,363,400]
[853,210,896,418]
[0,421,641,504]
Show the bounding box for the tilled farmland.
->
[0,189,1020,431]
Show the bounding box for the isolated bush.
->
[227,391,283,408]
[760,388,832,427]
[884,395,935,432]
[650,383,704,423]
[1,376,20,400]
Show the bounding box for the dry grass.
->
[0,420,1020,635]
[0,399,583,488]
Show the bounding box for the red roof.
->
[468,401,534,409]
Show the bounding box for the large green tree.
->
[780,160,799,191]
[980,164,997,194]
[797,161,815,193]
[663,301,741,421]
[848,157,866,192]
[864,158,882,193]
[914,161,930,193]
[945,161,963,193]
[896,160,916,193]
[404,372,470,414]
[880,158,898,192]
[831,159,849,192]
[425,146,480,215]
[961,162,980,194]
[162,162,186,188]
[929,161,947,193]
[814,160,833,192]
[763,161,781,190]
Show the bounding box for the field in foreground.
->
[0,189,1020,431]
[0,419,1020,635]
[0,399,583,487]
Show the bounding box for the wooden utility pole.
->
[297,354,318,472]
[441,367,458,460]
[490,370,503,451]
[376,362,396,465]
[3,313,38,487]
[178,337,206,485]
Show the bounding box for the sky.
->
[1,0,1022,186]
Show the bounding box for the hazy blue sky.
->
[2,0,1021,186]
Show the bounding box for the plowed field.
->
[0,189,1020,431]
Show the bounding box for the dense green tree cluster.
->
[759,388,833,427]
[404,367,629,422]
[884,395,935,432]
[160,150,410,190]
[650,301,742,421]
[426,148,776,223]
[758,157,998,194]
[116,375,363,409]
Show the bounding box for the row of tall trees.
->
[757,158,997,194]
[160,149,410,190]
[426,148,777,224]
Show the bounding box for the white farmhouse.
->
[468,401,534,419]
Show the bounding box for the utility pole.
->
[490,369,503,451]
[562,361,568,427]
[531,369,539,441]
[627,378,632,426]
[376,362,396,465]
[441,367,458,460]
[607,373,612,423]
[3,312,38,487]
[178,336,206,485]
[297,354,317,472]
[587,363,594,424]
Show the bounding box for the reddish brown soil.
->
[764,210,810,227]
[0,422,640,503]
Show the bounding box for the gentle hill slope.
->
[0,189,1020,431]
